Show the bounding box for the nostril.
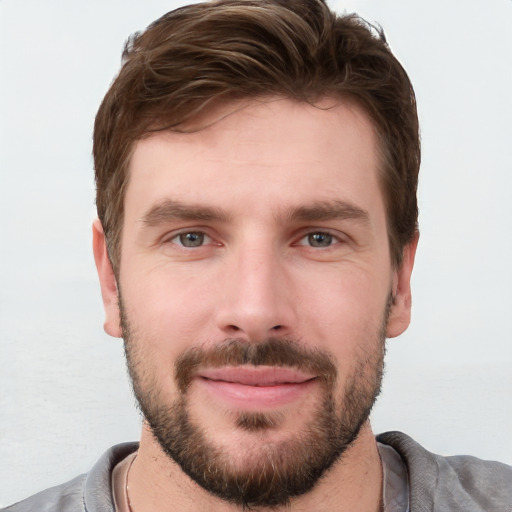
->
[271,325,283,331]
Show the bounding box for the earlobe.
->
[386,232,419,338]
[92,219,122,338]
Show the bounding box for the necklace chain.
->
[124,453,137,512]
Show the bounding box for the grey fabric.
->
[2,443,137,512]
[3,433,511,511]
[378,442,409,511]
[377,432,512,512]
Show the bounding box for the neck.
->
[127,422,383,512]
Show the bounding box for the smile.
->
[196,366,318,409]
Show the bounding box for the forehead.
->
[125,97,383,222]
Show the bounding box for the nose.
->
[214,241,296,342]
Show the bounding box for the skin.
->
[93,97,417,512]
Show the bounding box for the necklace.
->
[124,453,137,512]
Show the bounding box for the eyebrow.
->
[140,200,231,226]
[140,198,369,227]
[287,200,370,225]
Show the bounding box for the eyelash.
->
[166,230,343,249]
[169,231,214,248]
[295,231,343,249]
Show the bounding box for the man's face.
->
[94,97,415,507]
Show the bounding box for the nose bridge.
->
[216,234,294,340]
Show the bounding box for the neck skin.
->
[127,421,383,512]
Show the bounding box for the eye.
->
[171,231,211,248]
[298,232,338,248]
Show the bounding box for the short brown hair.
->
[94,0,420,272]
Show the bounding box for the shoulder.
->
[1,442,138,512]
[1,475,86,512]
[377,431,512,512]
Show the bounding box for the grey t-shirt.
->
[378,442,409,512]
[4,432,512,511]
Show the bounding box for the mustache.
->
[175,337,337,393]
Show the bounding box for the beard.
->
[121,298,388,509]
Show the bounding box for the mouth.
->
[196,366,318,409]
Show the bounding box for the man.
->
[4,0,511,511]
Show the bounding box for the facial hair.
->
[121,298,388,509]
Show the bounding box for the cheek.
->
[120,271,227,391]
[302,261,389,312]
[122,256,218,320]
[297,267,389,356]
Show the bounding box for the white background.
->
[1,0,511,507]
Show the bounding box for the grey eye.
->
[178,232,205,247]
[307,232,333,247]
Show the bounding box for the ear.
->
[386,232,419,338]
[92,219,122,338]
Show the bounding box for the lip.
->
[196,366,318,409]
